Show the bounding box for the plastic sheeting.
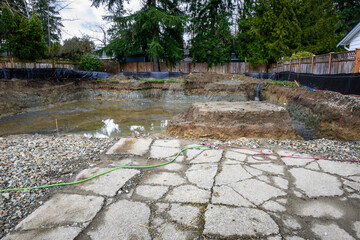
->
[0,68,112,80]
[119,72,184,79]
[247,71,360,95]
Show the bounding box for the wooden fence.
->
[269,49,360,74]
[1,49,360,75]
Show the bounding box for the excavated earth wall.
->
[1,75,359,140]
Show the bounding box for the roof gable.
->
[337,22,360,47]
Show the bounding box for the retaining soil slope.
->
[261,84,360,140]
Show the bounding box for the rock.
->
[311,223,355,240]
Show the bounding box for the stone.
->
[161,163,184,171]
[224,151,247,161]
[311,223,355,240]
[144,172,185,186]
[289,168,343,197]
[211,186,254,207]
[16,194,103,230]
[158,224,189,240]
[353,221,360,238]
[87,200,151,239]
[153,139,180,148]
[190,149,222,164]
[3,226,82,240]
[150,146,181,159]
[134,185,169,200]
[272,176,289,190]
[306,162,320,170]
[185,164,217,189]
[106,138,152,155]
[204,205,279,237]
[168,204,200,226]
[244,166,263,176]
[281,155,313,166]
[215,165,252,185]
[343,180,360,191]
[165,185,210,203]
[230,179,286,205]
[75,168,139,196]
[167,101,300,139]
[282,217,301,230]
[262,200,286,212]
[317,160,360,177]
[252,163,285,175]
[294,200,344,219]
[185,145,205,160]
[286,237,305,240]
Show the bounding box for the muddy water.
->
[0,99,191,138]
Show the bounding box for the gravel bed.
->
[0,134,117,238]
[1,134,359,238]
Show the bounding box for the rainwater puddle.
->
[0,100,191,138]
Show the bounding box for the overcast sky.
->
[60,0,141,45]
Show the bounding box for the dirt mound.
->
[174,72,259,84]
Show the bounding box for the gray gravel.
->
[0,134,116,238]
[1,134,359,239]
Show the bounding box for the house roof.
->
[337,22,360,47]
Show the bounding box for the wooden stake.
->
[354,48,360,73]
[289,59,292,72]
[55,119,58,132]
[10,57,14,69]
[298,58,302,73]
[328,52,332,74]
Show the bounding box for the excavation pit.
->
[167,101,301,140]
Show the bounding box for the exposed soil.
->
[262,84,360,140]
[0,73,359,140]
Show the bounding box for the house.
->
[337,22,360,50]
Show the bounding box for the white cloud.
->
[60,0,142,45]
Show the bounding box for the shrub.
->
[79,54,103,71]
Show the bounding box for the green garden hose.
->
[0,145,206,192]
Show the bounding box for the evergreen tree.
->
[92,0,185,69]
[296,0,339,54]
[33,0,63,56]
[235,0,301,65]
[334,0,360,35]
[59,36,95,60]
[188,0,233,67]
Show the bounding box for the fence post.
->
[276,62,278,73]
[328,52,332,74]
[298,58,302,73]
[10,57,14,68]
[227,63,230,74]
[188,63,191,73]
[52,59,56,68]
[354,48,360,73]
[311,56,315,74]
[289,59,292,72]
[136,62,139,72]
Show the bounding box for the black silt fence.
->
[246,72,360,95]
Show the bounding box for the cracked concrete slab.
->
[86,200,151,240]
[252,163,285,175]
[204,205,279,237]
[294,199,344,219]
[317,160,360,176]
[3,226,83,240]
[150,145,181,159]
[75,168,140,196]
[289,168,343,197]
[353,221,360,238]
[230,179,287,205]
[312,223,355,240]
[134,185,169,200]
[168,204,201,226]
[165,185,210,203]
[262,200,286,212]
[190,149,223,163]
[16,194,103,230]
[215,164,253,185]
[106,138,152,155]
[185,164,217,189]
[212,185,254,207]
[144,172,185,186]
[153,139,180,148]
